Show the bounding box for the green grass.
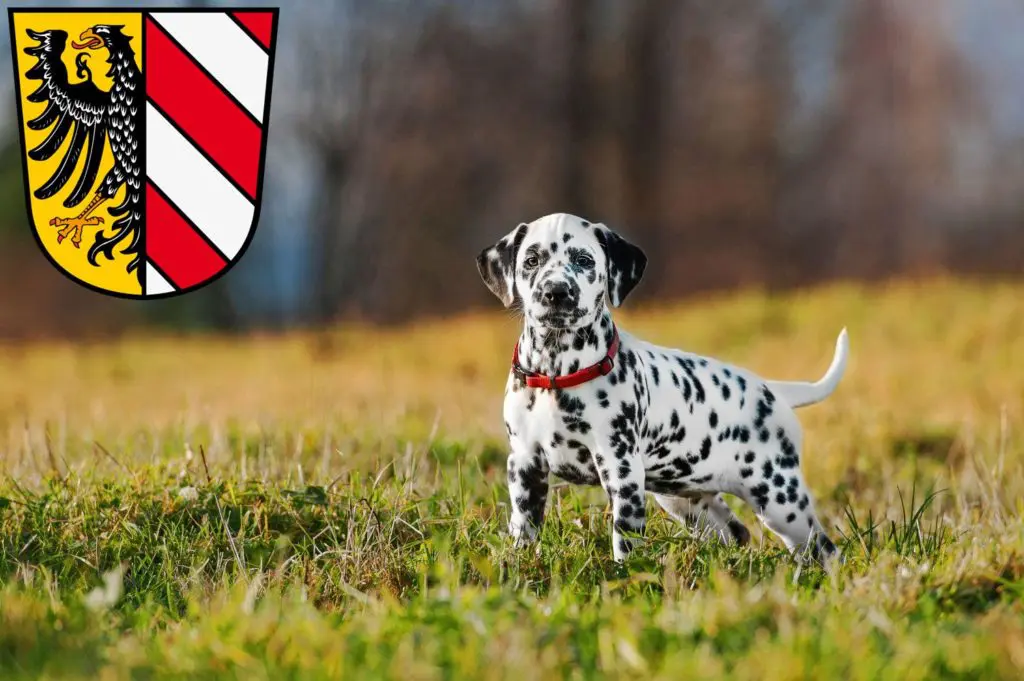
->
[1,278,1023,679]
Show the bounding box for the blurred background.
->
[1,0,1022,339]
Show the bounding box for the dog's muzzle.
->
[540,281,576,310]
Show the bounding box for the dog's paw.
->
[508,523,539,548]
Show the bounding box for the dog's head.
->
[476,213,647,329]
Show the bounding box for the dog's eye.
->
[524,255,539,268]
[573,253,594,267]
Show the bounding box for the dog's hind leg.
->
[654,493,751,546]
[739,473,838,565]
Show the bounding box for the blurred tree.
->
[558,0,595,215]
[296,0,388,325]
[655,0,792,293]
[805,0,979,279]
[0,136,25,240]
[620,0,672,294]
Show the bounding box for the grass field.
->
[1,278,1023,680]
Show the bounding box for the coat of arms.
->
[9,8,277,298]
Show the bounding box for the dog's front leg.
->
[595,447,647,562]
[506,447,550,546]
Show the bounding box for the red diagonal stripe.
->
[231,11,273,49]
[146,182,227,289]
[145,17,260,199]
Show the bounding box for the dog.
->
[476,213,849,564]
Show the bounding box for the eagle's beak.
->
[72,28,103,50]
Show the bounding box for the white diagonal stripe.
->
[146,262,176,295]
[149,12,268,122]
[146,102,253,259]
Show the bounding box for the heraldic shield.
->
[8,8,278,299]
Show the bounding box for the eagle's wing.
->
[23,29,109,208]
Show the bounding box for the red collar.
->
[512,328,620,390]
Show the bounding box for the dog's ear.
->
[476,223,528,308]
[595,224,647,307]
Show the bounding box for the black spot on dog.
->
[672,458,693,477]
[553,464,599,486]
[777,429,799,468]
[754,398,773,430]
[744,451,756,464]
[700,437,712,460]
[708,410,718,428]
[786,512,796,524]
[618,482,640,500]
[750,483,770,509]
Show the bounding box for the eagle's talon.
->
[50,216,100,247]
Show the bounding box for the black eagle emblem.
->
[23,25,143,274]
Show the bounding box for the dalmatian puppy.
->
[476,213,849,564]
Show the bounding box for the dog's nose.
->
[542,282,573,307]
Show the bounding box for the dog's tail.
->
[766,328,849,409]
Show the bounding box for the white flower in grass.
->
[85,565,124,611]
[178,486,199,502]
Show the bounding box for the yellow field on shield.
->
[12,12,143,295]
